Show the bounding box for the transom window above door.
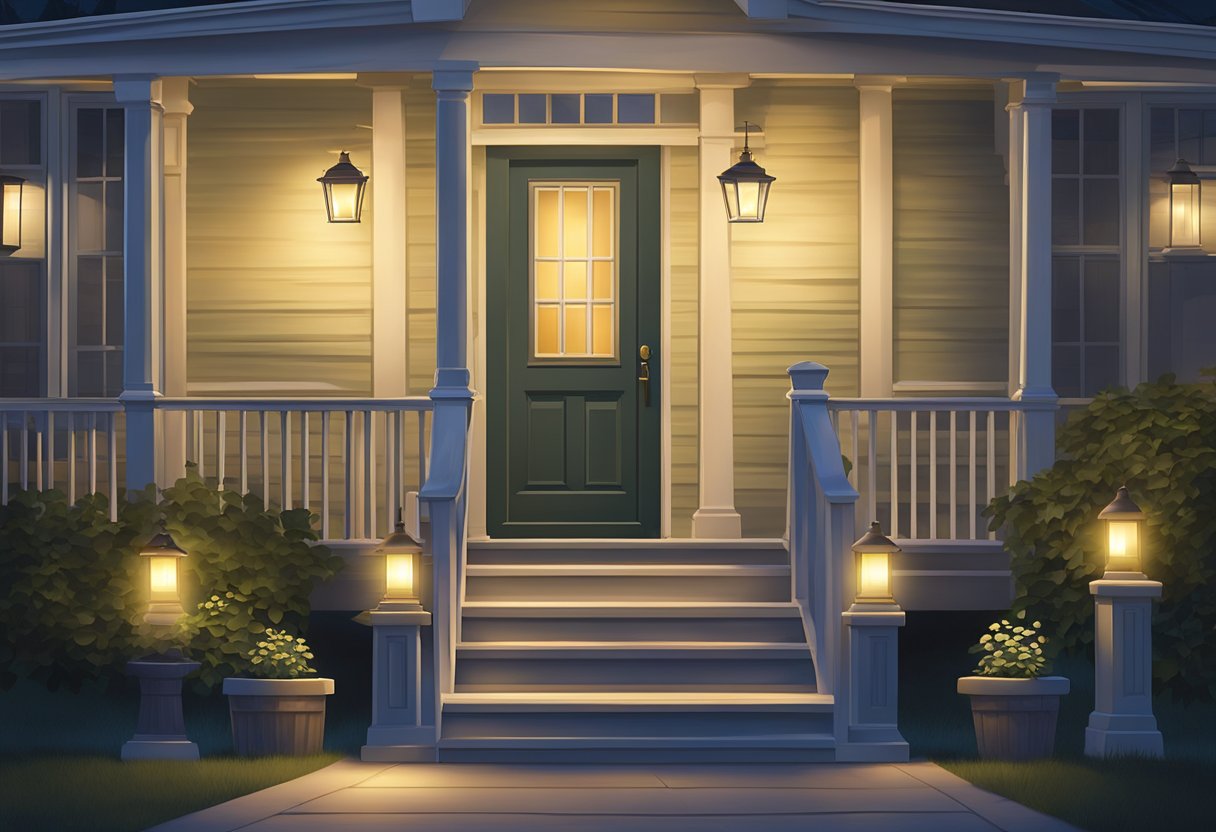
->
[530,182,618,361]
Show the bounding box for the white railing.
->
[827,398,1025,543]
[1,400,125,521]
[156,397,433,541]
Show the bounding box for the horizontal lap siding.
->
[405,77,438,396]
[733,85,860,537]
[187,81,373,396]
[893,88,1009,388]
[668,146,699,538]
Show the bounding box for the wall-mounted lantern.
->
[1167,158,1201,249]
[851,521,900,607]
[318,151,368,223]
[718,122,774,223]
[1098,486,1146,576]
[376,513,423,611]
[0,174,25,253]
[141,529,188,626]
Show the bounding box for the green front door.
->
[487,148,660,538]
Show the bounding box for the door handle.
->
[638,345,652,407]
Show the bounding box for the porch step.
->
[467,538,788,565]
[463,563,792,603]
[454,642,817,691]
[460,600,807,642]
[438,692,835,763]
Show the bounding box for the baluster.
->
[302,412,311,512]
[418,409,429,485]
[929,410,938,540]
[866,410,877,524]
[909,411,918,540]
[35,414,43,490]
[46,411,55,490]
[385,410,397,530]
[216,411,227,490]
[969,410,977,540]
[20,411,29,490]
[344,410,355,539]
[949,411,957,540]
[322,411,332,540]
[281,411,292,510]
[67,413,76,503]
[364,410,376,538]
[849,410,859,489]
[889,411,898,538]
[239,411,249,494]
[1,413,8,504]
[108,415,118,523]
[260,412,270,510]
[987,410,997,541]
[194,410,204,477]
[88,413,97,495]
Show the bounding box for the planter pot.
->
[957,675,1070,761]
[223,677,335,756]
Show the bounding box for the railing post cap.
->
[788,362,830,391]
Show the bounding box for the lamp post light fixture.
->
[1166,158,1201,250]
[122,526,201,762]
[376,514,423,611]
[851,521,901,608]
[717,122,775,223]
[0,174,25,253]
[1085,486,1164,759]
[318,151,369,223]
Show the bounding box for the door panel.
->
[487,148,660,538]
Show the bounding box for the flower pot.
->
[957,675,1070,760]
[222,677,335,756]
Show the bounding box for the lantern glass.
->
[1,176,24,252]
[857,551,891,601]
[149,554,179,599]
[385,552,415,599]
[1106,519,1141,572]
[1170,179,1201,247]
[324,181,365,223]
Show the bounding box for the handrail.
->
[0,398,124,412]
[154,397,433,412]
[830,397,1024,412]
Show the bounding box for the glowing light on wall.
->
[0,175,25,253]
[317,152,368,223]
[717,122,774,223]
[1167,158,1201,249]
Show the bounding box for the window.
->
[1051,108,1122,398]
[0,96,44,397]
[479,92,697,127]
[530,182,618,360]
[70,105,124,397]
[1148,107,1216,249]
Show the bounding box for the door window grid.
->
[531,182,618,361]
[1051,108,1122,399]
[70,105,124,398]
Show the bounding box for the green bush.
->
[986,374,1216,702]
[0,469,344,692]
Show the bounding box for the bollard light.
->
[852,521,900,606]
[141,529,188,626]
[376,513,423,610]
[1167,158,1201,249]
[318,151,369,223]
[1098,486,1146,575]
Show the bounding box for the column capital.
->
[432,62,478,93]
[853,75,906,92]
[694,73,751,90]
[112,76,162,106]
[160,77,193,118]
[1005,73,1059,108]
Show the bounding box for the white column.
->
[1085,578,1164,758]
[160,78,191,486]
[1009,75,1059,478]
[432,64,476,376]
[1004,82,1025,399]
[114,77,165,493]
[362,74,411,398]
[692,75,746,539]
[856,78,899,397]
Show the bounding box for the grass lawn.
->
[901,612,1216,832]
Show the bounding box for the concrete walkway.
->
[147,759,1081,832]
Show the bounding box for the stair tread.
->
[466,564,790,576]
[438,736,836,748]
[445,691,831,708]
[457,641,808,650]
[468,538,787,549]
[462,601,801,617]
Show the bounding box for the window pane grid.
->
[481,93,696,127]
[531,183,617,360]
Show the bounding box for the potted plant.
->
[206,594,334,756]
[957,610,1069,760]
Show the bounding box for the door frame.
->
[482,145,662,538]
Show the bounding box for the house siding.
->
[733,84,861,537]
[892,87,1009,389]
[668,145,700,538]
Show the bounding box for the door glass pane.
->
[535,189,559,258]
[564,304,587,354]
[536,305,559,355]
[536,261,559,299]
[563,262,586,299]
[592,188,613,256]
[592,261,613,300]
[563,187,587,258]
[592,305,613,356]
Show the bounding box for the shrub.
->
[969,611,1051,678]
[986,374,1216,702]
[0,469,344,692]
[246,629,316,679]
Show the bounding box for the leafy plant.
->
[246,629,316,679]
[969,611,1050,678]
[0,468,344,692]
[986,374,1216,701]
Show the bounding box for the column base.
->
[1084,713,1163,759]
[691,507,742,539]
[121,739,199,761]
[837,739,910,763]
[362,725,437,762]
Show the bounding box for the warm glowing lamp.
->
[318,151,369,223]
[376,514,423,610]
[1098,486,1146,575]
[718,122,775,223]
[1167,158,1201,250]
[141,529,188,626]
[851,521,900,607]
[0,174,25,253]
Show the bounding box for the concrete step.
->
[467,538,789,566]
[464,563,792,603]
[460,601,807,642]
[453,642,818,691]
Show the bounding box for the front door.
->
[487,148,660,538]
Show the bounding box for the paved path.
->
[148,759,1081,832]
